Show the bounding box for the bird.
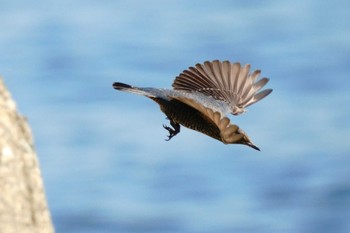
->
[113,60,272,151]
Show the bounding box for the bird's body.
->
[113,60,272,150]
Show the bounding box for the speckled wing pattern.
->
[172,60,272,115]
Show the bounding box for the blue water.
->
[2,0,350,232]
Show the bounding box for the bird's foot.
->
[163,118,180,141]
[163,124,176,141]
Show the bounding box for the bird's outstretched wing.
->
[172,60,272,115]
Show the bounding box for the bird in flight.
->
[113,60,272,150]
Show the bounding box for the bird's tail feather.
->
[113,82,155,97]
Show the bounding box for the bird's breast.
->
[151,97,222,141]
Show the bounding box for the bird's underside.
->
[151,96,260,150]
[113,60,272,151]
[151,97,221,141]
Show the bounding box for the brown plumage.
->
[113,60,272,150]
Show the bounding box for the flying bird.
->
[113,60,272,150]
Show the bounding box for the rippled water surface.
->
[1,0,350,232]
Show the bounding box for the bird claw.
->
[163,124,176,141]
[162,119,180,141]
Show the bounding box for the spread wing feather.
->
[172,60,272,115]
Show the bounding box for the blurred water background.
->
[1,0,350,232]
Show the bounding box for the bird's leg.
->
[163,118,180,141]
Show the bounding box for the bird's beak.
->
[247,142,260,151]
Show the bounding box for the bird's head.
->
[221,126,260,151]
[236,128,260,151]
